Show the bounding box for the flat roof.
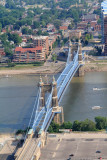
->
[33,36,48,40]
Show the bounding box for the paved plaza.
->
[40,133,107,160]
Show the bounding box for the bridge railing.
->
[57,52,79,102]
[32,107,45,131]
[41,108,53,131]
[33,87,41,123]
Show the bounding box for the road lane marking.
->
[56,144,60,150]
[52,152,56,158]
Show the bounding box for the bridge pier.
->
[53,106,64,124]
[77,66,84,76]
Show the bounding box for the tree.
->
[33,21,40,29]
[98,34,102,39]
[60,121,72,129]
[72,120,82,131]
[51,54,57,62]
[22,27,29,34]
[4,47,13,57]
[41,20,46,28]
[48,121,60,133]
[68,24,73,30]
[37,30,42,36]
[54,20,61,30]
[81,119,96,131]
[8,33,22,45]
[95,116,107,130]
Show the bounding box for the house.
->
[59,26,68,31]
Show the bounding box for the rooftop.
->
[15,46,42,52]
[33,36,48,40]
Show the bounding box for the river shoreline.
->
[0,62,107,76]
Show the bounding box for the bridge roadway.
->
[15,136,39,160]
[15,42,84,160]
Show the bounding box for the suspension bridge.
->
[15,40,85,160]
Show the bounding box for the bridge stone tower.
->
[38,76,64,125]
[39,76,45,108]
[78,41,82,63]
[78,41,84,76]
[52,76,64,124]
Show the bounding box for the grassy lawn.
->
[0,64,42,70]
[90,60,107,63]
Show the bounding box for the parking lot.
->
[40,133,107,160]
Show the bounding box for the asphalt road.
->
[40,134,107,160]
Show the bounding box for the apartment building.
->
[32,36,49,55]
[13,46,45,62]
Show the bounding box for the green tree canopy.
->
[95,116,107,130]
[8,33,22,45]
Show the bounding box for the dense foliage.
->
[48,116,107,133]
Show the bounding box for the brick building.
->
[77,21,88,30]
[94,25,101,31]
[13,46,45,62]
[59,26,68,31]
[32,36,49,55]
[90,21,97,28]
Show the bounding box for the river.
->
[0,72,107,133]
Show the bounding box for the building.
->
[69,30,81,39]
[59,26,68,31]
[77,21,88,30]
[82,14,99,22]
[32,36,49,55]
[13,46,45,62]
[101,0,107,55]
[48,35,57,50]
[90,21,97,28]
[94,24,101,31]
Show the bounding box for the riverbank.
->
[0,133,15,144]
[0,61,107,76]
[0,61,66,75]
[84,62,107,72]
